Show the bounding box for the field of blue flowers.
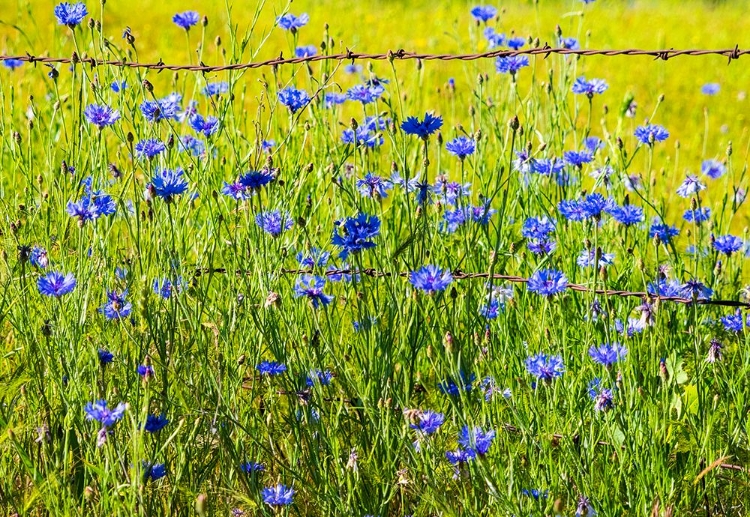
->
[1,0,749,515]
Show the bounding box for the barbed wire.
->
[0,44,746,72]
[193,267,750,309]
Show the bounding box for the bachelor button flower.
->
[588,378,614,411]
[84,400,127,427]
[294,275,334,308]
[589,343,627,367]
[255,210,293,237]
[173,11,199,30]
[222,181,250,201]
[84,104,120,128]
[584,136,603,152]
[525,353,565,381]
[438,372,476,396]
[649,221,679,243]
[634,124,669,145]
[572,77,608,96]
[721,310,745,333]
[30,246,49,268]
[306,369,333,386]
[137,365,154,378]
[135,139,166,159]
[433,176,471,205]
[144,414,169,433]
[701,159,726,179]
[701,83,720,95]
[331,213,380,259]
[239,168,276,191]
[410,411,444,435]
[152,278,182,299]
[38,271,76,297]
[527,239,556,256]
[676,175,706,198]
[445,137,476,160]
[527,269,567,296]
[442,208,467,234]
[111,80,127,93]
[140,99,180,122]
[296,248,330,268]
[256,361,287,376]
[324,92,347,108]
[141,462,167,482]
[577,249,615,268]
[470,203,496,224]
[410,265,453,294]
[54,2,88,27]
[458,426,496,456]
[507,37,525,50]
[706,339,723,363]
[263,484,295,506]
[2,59,24,70]
[98,348,114,366]
[149,168,188,201]
[346,84,384,104]
[577,496,596,517]
[683,207,711,224]
[401,113,443,138]
[190,115,220,137]
[522,216,555,240]
[680,279,713,300]
[647,279,682,297]
[530,158,564,176]
[712,234,743,256]
[98,289,133,320]
[563,150,593,168]
[341,127,383,148]
[295,45,317,58]
[278,86,310,113]
[446,448,476,465]
[199,83,227,97]
[277,13,309,31]
[470,5,497,22]
[608,204,644,226]
[484,27,505,48]
[560,37,580,50]
[240,461,265,474]
[495,56,529,75]
[65,199,96,225]
[356,173,392,198]
[581,193,611,219]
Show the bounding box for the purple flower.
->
[527,269,567,296]
[262,484,295,506]
[98,289,132,320]
[255,210,293,236]
[458,426,495,456]
[84,400,126,427]
[294,275,334,308]
[356,173,392,198]
[701,159,725,179]
[522,216,556,240]
[331,213,380,259]
[676,175,706,198]
[278,86,310,113]
[525,353,565,381]
[135,138,166,159]
[410,411,445,435]
[409,265,453,294]
[84,104,120,128]
[588,378,614,411]
[189,114,220,137]
[202,82,229,97]
[346,84,384,104]
[701,83,720,95]
[721,310,745,333]
[445,137,476,160]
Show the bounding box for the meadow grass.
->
[0,0,749,515]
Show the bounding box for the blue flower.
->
[680,279,713,300]
[577,249,615,268]
[278,86,310,113]
[584,136,603,152]
[721,310,745,333]
[438,372,476,395]
[173,11,199,29]
[608,204,644,226]
[458,426,496,456]
[484,27,505,48]
[647,279,682,297]
[470,5,497,22]
[525,353,565,381]
[495,55,529,75]
[701,83,720,95]
[84,104,120,128]
[442,208,467,234]
[263,485,295,507]
[296,248,330,268]
[152,278,182,299]
[527,269,567,296]
[446,448,476,464]
[54,2,88,27]
[331,213,380,259]
[306,369,333,386]
[149,168,188,201]
[713,234,743,256]
[560,37,580,50]
[111,80,127,93]
[702,159,725,179]
[202,82,229,97]
[527,239,556,256]
[277,13,309,31]
[433,176,471,205]
[577,496,596,517]
[634,124,669,145]
[589,343,627,367]
[294,275,334,308]
[135,138,166,159]
[84,400,126,427]
[255,210,293,236]
[98,289,132,320]
[676,175,706,198]
[257,361,287,376]
[683,207,711,224]
[98,348,114,365]
[410,411,444,435]
[563,150,593,167]
[410,265,453,294]
[324,93,347,108]
[140,97,181,122]
[144,414,169,433]
[649,221,679,243]
[506,37,525,50]
[137,365,154,378]
[239,169,276,191]
[346,84,385,104]
[341,127,383,148]
[530,157,564,175]
[38,271,76,297]
[240,461,265,473]
[2,58,24,70]
[572,77,608,96]
[29,246,49,268]
[190,114,220,137]
[522,489,549,500]
[356,173,392,198]
[142,461,167,481]
[445,137,476,160]
[401,113,443,138]
[295,45,317,58]
[469,203,496,224]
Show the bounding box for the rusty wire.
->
[192,267,750,309]
[0,44,746,72]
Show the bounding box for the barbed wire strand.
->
[1,44,745,72]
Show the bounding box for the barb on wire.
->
[193,267,750,309]
[0,45,747,72]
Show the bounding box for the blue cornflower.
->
[401,113,443,138]
[433,176,471,205]
[98,289,132,320]
[239,168,276,191]
[356,173,392,198]
[577,249,615,268]
[222,182,250,201]
[295,45,317,58]
[410,411,445,435]
[530,157,564,175]
[458,426,496,456]
[577,496,596,517]
[484,27,505,48]
[713,234,743,256]
[84,400,126,427]
[506,37,526,50]
[581,193,611,219]
[111,80,127,93]
[563,150,593,167]
[137,365,154,378]
[331,213,380,259]
[470,5,497,22]
[324,92,347,108]
[144,414,169,433]
[527,269,567,296]
[84,104,120,128]
[38,271,76,297]
[2,59,24,70]
[442,207,467,234]
[29,246,49,268]
[527,239,556,255]
[560,37,580,50]
[173,11,199,29]
[142,462,167,481]
[346,84,385,104]
[522,216,556,240]
[683,207,711,223]
[410,265,453,294]
[438,372,476,395]
[446,448,476,465]
[522,489,549,500]
[98,348,114,365]
[306,369,334,386]
[135,138,166,159]
[341,127,383,148]
[257,361,287,376]
[634,124,669,145]
[676,175,706,198]
[469,203,496,224]
[149,168,188,201]
[589,343,627,367]
[202,82,229,97]
[344,64,362,74]
[445,137,476,160]
[255,210,293,236]
[721,310,745,333]
[54,2,88,27]
[584,136,603,152]
[140,98,180,122]
[180,135,206,157]
[294,275,334,308]
[278,86,310,113]
[277,13,309,31]
[525,353,565,381]
[572,77,608,96]
[680,279,713,300]
[152,278,182,299]
[296,248,330,268]
[647,279,683,297]
[240,461,265,473]
[701,83,720,95]
[608,204,644,226]
[262,484,295,506]
[495,55,529,75]
[588,379,614,411]
[702,159,726,179]
[190,114,220,137]
[649,221,680,243]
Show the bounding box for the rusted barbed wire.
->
[0,44,746,72]
[193,267,750,309]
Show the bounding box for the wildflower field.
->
[2,0,750,515]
